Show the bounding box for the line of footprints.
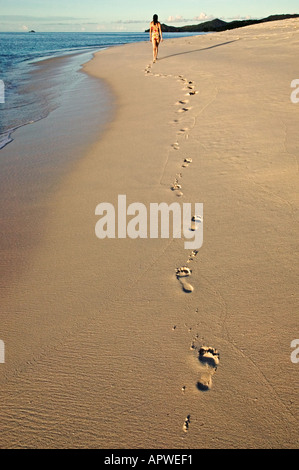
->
[181,326,220,434]
[170,77,200,295]
[172,79,220,433]
[176,325,220,434]
[144,63,219,434]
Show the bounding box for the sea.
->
[0,31,201,150]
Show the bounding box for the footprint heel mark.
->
[180,281,193,293]
[196,346,220,391]
[176,267,194,293]
[183,415,191,433]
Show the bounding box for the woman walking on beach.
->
[150,14,162,63]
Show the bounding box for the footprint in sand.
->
[182,158,192,168]
[171,142,180,150]
[171,178,182,191]
[175,99,189,105]
[177,107,190,114]
[171,177,183,197]
[187,250,199,263]
[176,266,193,293]
[183,415,191,433]
[187,90,198,96]
[195,346,220,391]
[190,215,202,231]
[178,127,189,136]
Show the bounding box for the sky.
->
[0,0,298,32]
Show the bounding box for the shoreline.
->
[0,19,298,448]
[0,49,112,150]
[0,31,200,150]
[0,51,115,286]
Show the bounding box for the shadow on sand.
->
[159,40,239,61]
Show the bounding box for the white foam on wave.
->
[0,132,13,150]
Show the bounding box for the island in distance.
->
[145,14,299,33]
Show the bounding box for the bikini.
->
[151,23,160,42]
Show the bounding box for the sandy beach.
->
[0,19,298,448]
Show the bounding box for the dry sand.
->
[0,19,298,448]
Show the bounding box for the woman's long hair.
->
[153,14,158,25]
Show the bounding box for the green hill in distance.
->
[145,14,299,33]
